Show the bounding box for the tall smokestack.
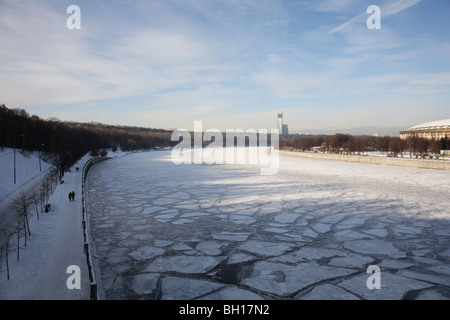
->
[277,113,283,134]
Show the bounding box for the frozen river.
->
[86,150,450,300]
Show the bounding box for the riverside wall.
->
[277,150,450,171]
[81,156,109,300]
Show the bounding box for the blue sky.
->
[1,0,449,134]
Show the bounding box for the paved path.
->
[26,158,90,299]
[0,157,90,300]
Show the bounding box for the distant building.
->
[277,113,283,133]
[400,119,450,140]
[277,113,289,135]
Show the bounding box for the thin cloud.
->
[329,13,365,34]
[250,70,330,98]
[315,0,358,13]
[0,0,241,106]
[383,0,422,17]
[329,0,423,34]
[0,0,448,132]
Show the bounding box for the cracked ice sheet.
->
[85,150,450,300]
[198,286,264,300]
[243,261,355,297]
[300,284,360,300]
[344,239,406,259]
[161,276,225,300]
[129,246,165,260]
[238,240,295,257]
[398,270,450,286]
[196,241,223,255]
[337,272,433,300]
[131,273,160,296]
[271,247,345,264]
[143,255,224,274]
[274,213,301,223]
[212,232,250,242]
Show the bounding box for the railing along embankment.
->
[81,157,109,300]
[276,150,450,170]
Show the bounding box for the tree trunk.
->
[17,224,20,261]
[5,238,10,280]
[23,219,27,247]
[25,213,31,237]
[34,201,40,220]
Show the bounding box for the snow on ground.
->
[1,148,449,300]
[0,148,55,239]
[0,152,91,300]
[0,148,53,201]
[85,150,450,300]
[0,147,132,300]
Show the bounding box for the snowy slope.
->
[0,148,128,299]
[0,148,53,202]
[0,153,91,299]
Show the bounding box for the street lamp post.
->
[14,146,16,184]
[38,144,44,172]
[13,135,24,185]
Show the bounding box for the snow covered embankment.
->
[0,148,53,202]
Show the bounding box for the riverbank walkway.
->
[0,156,90,299]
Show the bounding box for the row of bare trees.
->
[282,133,448,157]
[1,105,174,182]
[0,168,58,280]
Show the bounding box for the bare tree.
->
[2,229,14,279]
[14,191,31,260]
[31,189,40,220]
[40,181,49,213]
[390,137,405,157]
[16,213,22,261]
[430,139,441,155]
[4,235,9,280]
